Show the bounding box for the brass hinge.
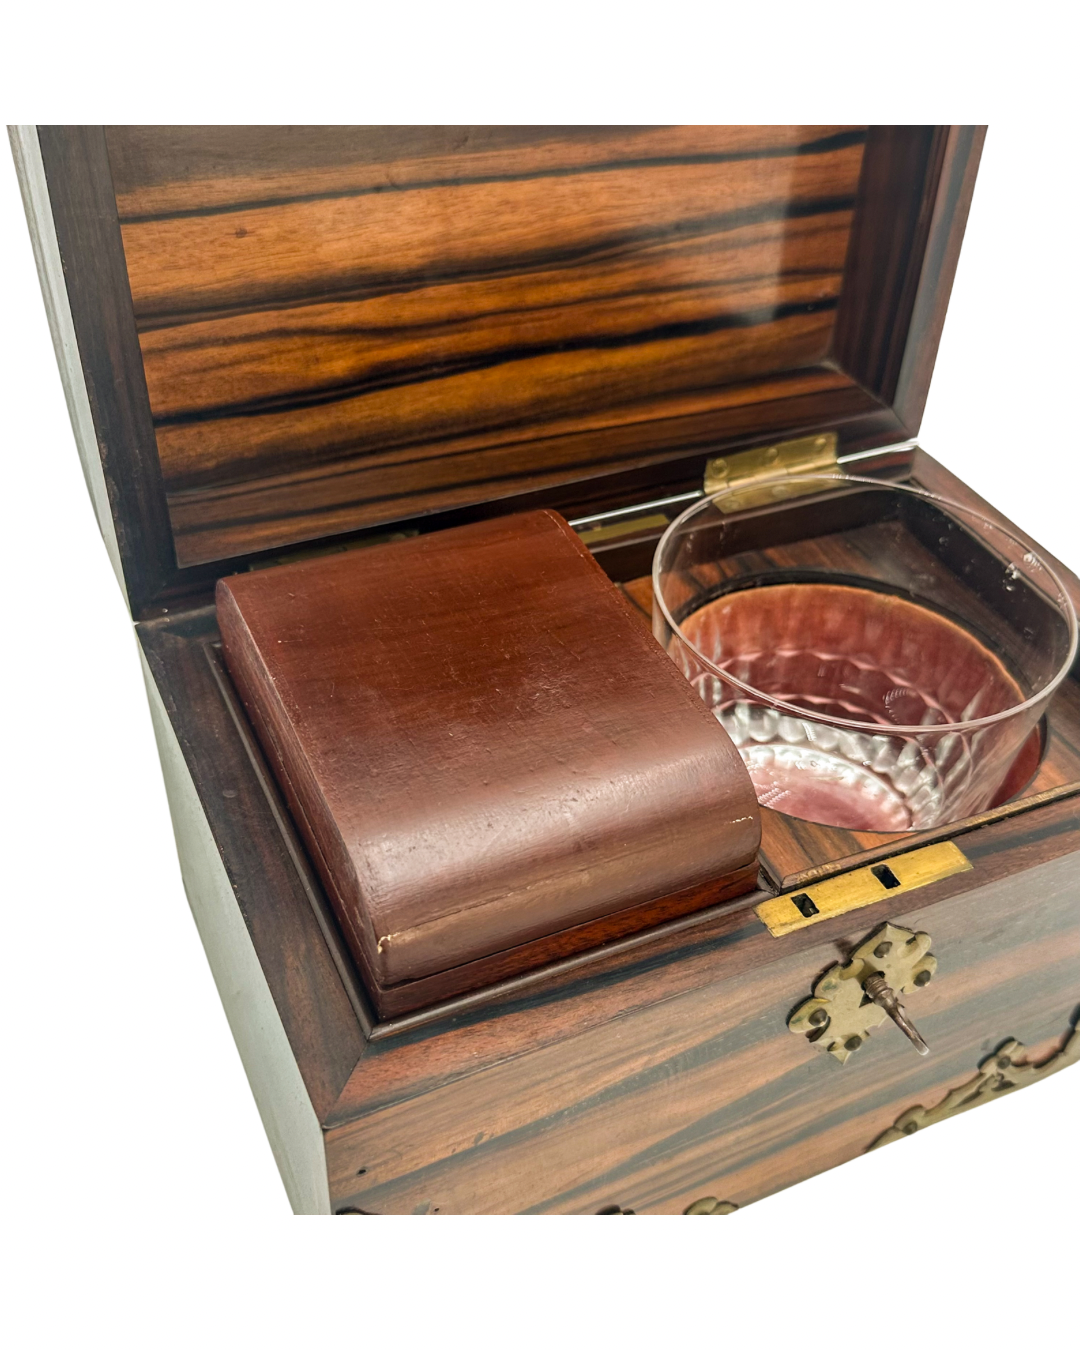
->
[703,432,839,510]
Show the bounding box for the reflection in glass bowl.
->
[677,584,1022,830]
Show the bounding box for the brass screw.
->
[914,969,932,987]
[844,1036,862,1052]
[903,1121,919,1135]
[874,941,893,958]
[996,1056,1012,1070]
[808,1009,829,1027]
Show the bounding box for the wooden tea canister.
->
[11,123,1079,1214]
[215,508,760,1015]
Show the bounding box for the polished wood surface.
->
[35,125,982,614]
[136,581,1080,1208]
[136,445,1080,1211]
[34,127,176,616]
[323,813,1080,1213]
[217,509,759,1013]
[36,123,1069,1216]
[109,126,866,566]
[832,126,946,405]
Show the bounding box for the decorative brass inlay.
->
[756,841,971,937]
[869,1019,1080,1149]
[684,1197,739,1215]
[789,922,937,1064]
[703,432,839,509]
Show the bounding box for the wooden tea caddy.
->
[13,125,1079,1215]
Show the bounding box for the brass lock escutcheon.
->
[789,922,936,1064]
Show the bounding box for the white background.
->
[2,12,1078,1349]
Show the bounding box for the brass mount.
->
[870,1017,1080,1148]
[703,431,839,509]
[789,922,937,1064]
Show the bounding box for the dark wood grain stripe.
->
[151,297,843,435]
[107,125,866,221]
[93,127,880,565]
[119,160,864,322]
[163,371,880,564]
[115,136,869,227]
[34,126,977,599]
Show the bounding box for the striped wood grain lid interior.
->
[104,125,880,567]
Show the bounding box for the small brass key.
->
[863,972,930,1055]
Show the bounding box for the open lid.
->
[12,125,983,614]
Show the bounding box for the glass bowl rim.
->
[651,473,1080,737]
